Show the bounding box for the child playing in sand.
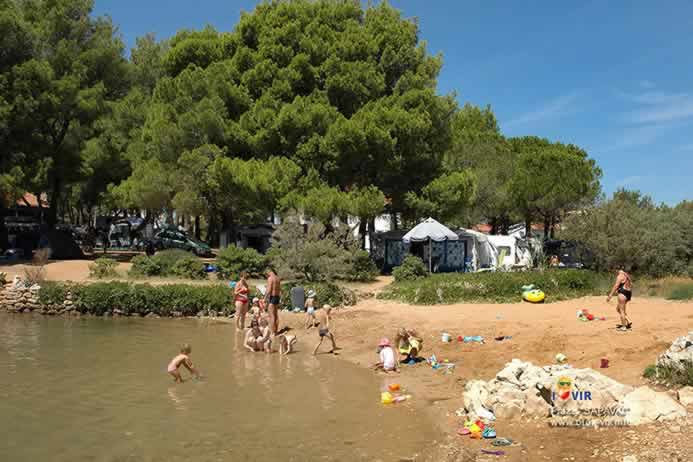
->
[373,338,398,372]
[304,290,317,330]
[312,305,337,355]
[279,333,297,355]
[167,344,199,383]
[395,327,423,363]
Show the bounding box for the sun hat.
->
[378,337,391,347]
[252,297,259,304]
[307,289,316,298]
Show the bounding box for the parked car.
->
[151,228,213,257]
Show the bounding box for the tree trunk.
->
[550,215,557,239]
[46,178,62,227]
[524,214,532,240]
[543,214,551,241]
[194,215,201,240]
[207,213,218,247]
[490,216,498,235]
[368,216,376,252]
[358,218,367,250]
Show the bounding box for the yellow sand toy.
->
[521,285,546,303]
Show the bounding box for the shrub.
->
[40,281,235,317]
[129,255,162,277]
[379,269,603,304]
[38,281,69,305]
[154,249,196,273]
[217,245,267,280]
[643,362,693,387]
[667,282,693,301]
[344,250,379,282]
[89,257,119,279]
[0,271,6,285]
[23,248,48,286]
[393,256,428,282]
[171,257,207,280]
[278,281,357,310]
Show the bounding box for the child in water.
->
[279,333,298,355]
[312,305,337,355]
[167,344,199,383]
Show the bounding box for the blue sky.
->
[95,0,693,205]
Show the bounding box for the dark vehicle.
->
[543,240,593,269]
[151,227,213,257]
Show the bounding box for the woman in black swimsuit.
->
[607,267,633,331]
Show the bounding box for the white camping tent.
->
[403,218,458,271]
[487,234,532,270]
[456,229,497,271]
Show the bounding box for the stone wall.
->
[0,277,76,315]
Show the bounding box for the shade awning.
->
[402,217,459,243]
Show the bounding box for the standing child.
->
[312,305,337,355]
[304,290,317,330]
[167,344,199,383]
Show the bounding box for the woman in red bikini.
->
[234,271,250,329]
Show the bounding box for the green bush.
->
[154,249,196,273]
[129,255,162,277]
[171,256,207,280]
[38,281,70,305]
[667,282,693,301]
[278,281,357,310]
[643,362,693,387]
[392,256,428,282]
[89,257,118,279]
[40,282,234,317]
[217,245,267,280]
[380,269,603,304]
[344,250,379,282]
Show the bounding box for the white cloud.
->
[622,91,693,124]
[505,93,579,128]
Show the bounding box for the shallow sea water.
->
[0,314,435,462]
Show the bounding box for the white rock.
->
[622,456,637,462]
[677,386,693,406]
[657,332,693,369]
[621,386,687,425]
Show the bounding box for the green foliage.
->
[380,269,602,304]
[392,255,428,282]
[89,258,119,279]
[278,281,356,311]
[510,137,602,233]
[643,365,657,379]
[643,362,693,387]
[345,250,379,282]
[268,221,362,282]
[667,282,693,301]
[40,282,233,317]
[128,250,205,279]
[129,255,163,277]
[37,281,69,306]
[561,191,693,276]
[216,245,267,280]
[405,170,477,226]
[171,257,207,280]
[0,0,130,224]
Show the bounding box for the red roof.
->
[16,193,48,208]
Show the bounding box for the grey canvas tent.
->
[402,218,459,272]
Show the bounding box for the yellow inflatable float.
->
[521,285,546,303]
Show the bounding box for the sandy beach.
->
[283,279,693,462]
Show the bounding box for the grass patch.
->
[667,282,693,301]
[643,362,693,387]
[378,270,605,305]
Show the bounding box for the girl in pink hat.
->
[372,338,398,372]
